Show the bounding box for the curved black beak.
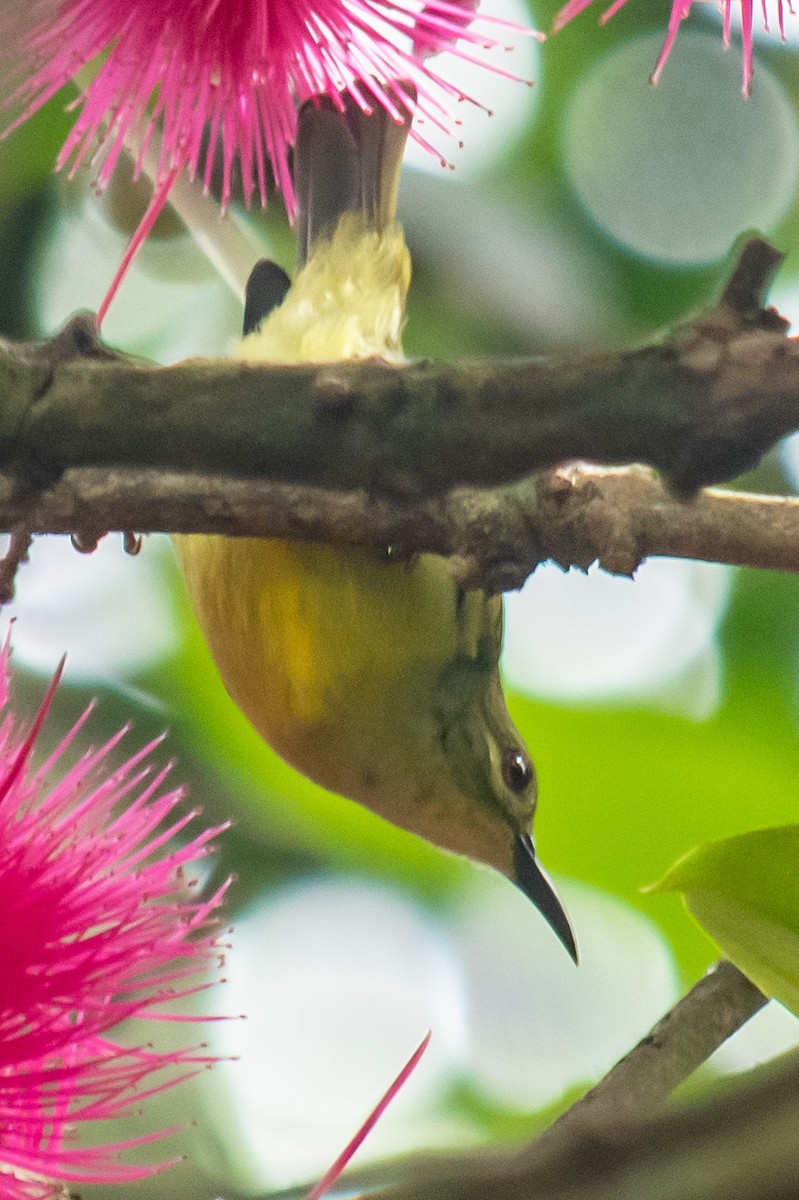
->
[514,834,578,964]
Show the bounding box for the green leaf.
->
[650,826,799,1015]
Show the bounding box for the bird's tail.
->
[294,86,416,268]
[238,86,414,359]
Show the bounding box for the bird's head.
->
[436,658,578,963]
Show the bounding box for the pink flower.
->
[0,636,229,1199]
[553,0,791,95]
[0,0,525,257]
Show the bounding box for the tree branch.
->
[396,1047,799,1200]
[539,959,767,1139]
[0,238,795,511]
[1,239,797,591]
[519,465,799,583]
[3,463,799,593]
[354,962,770,1200]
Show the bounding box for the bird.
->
[175,89,577,962]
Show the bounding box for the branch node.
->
[0,526,33,605]
[71,530,105,554]
[719,237,789,331]
[123,530,143,556]
[45,312,121,369]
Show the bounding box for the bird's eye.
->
[502,749,534,794]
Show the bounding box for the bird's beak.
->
[514,833,579,964]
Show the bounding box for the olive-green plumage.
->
[176,92,576,959]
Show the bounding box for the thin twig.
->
[540,959,767,1141]
[355,964,767,1200]
[1,467,798,593]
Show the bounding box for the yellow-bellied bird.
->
[176,91,577,961]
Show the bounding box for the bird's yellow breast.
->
[178,215,503,830]
[179,537,459,712]
[175,533,486,794]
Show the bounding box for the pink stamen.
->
[740,0,754,93]
[95,162,182,330]
[306,1032,432,1200]
[0,0,537,319]
[553,0,790,89]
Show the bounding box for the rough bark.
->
[0,240,797,591]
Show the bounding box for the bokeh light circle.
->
[200,878,468,1190]
[562,31,799,265]
[404,0,540,178]
[452,874,677,1110]
[502,558,731,719]
[4,534,177,680]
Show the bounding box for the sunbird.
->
[176,90,577,962]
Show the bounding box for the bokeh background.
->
[2,1,799,1195]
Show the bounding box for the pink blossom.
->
[0,0,531,324]
[0,636,229,1199]
[553,0,792,95]
[0,0,526,222]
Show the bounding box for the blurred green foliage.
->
[656,824,799,1014]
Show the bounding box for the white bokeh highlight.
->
[562,31,799,265]
[502,558,732,719]
[711,998,799,1072]
[699,0,799,49]
[194,872,676,1193]
[451,872,678,1110]
[35,189,243,362]
[404,0,540,178]
[199,878,471,1192]
[399,170,626,346]
[26,188,245,682]
[4,533,177,680]
[783,430,799,490]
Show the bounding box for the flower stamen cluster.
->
[0,639,229,1200]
